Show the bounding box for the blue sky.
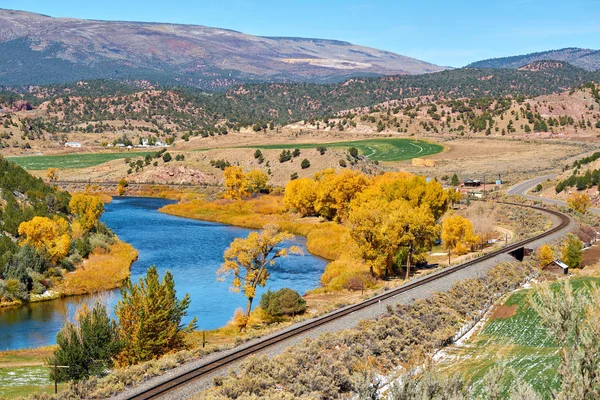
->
[3,0,599,67]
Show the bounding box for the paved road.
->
[506,174,600,214]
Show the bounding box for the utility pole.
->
[483,175,486,198]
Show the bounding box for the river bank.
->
[0,239,137,310]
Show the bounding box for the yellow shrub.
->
[320,254,371,291]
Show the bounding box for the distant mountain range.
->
[467,48,600,71]
[0,9,447,89]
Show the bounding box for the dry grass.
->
[489,304,517,320]
[160,195,353,261]
[58,240,138,296]
[0,347,54,368]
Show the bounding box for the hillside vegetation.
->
[0,157,136,305]
[468,48,600,72]
[0,63,597,152]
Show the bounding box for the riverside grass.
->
[58,240,138,296]
[160,195,353,262]
[159,195,365,290]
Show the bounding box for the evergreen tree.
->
[561,233,583,268]
[115,266,197,366]
[49,302,122,382]
[451,173,460,186]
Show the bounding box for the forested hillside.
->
[0,62,596,136]
[467,48,600,71]
[0,158,131,305]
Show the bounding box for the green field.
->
[0,366,57,398]
[247,138,443,162]
[7,151,156,170]
[438,277,600,398]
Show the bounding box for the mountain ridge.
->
[467,48,600,71]
[0,8,447,89]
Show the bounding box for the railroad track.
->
[125,202,570,400]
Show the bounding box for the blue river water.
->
[0,197,327,350]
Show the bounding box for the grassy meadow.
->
[246,138,444,162]
[7,151,155,170]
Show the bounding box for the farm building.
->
[464,180,481,187]
[542,260,569,276]
[64,141,81,148]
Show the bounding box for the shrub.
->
[72,237,93,258]
[279,150,292,163]
[292,148,301,158]
[348,147,359,158]
[316,146,327,155]
[162,152,172,163]
[301,158,310,169]
[260,288,307,317]
[210,159,231,170]
[339,159,347,167]
[290,172,298,180]
[3,278,29,302]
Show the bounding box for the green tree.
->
[301,158,311,169]
[49,302,122,382]
[162,152,172,162]
[260,288,307,317]
[348,147,359,158]
[115,266,196,366]
[451,173,460,186]
[561,233,583,268]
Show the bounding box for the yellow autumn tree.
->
[567,192,591,213]
[46,168,59,182]
[283,178,318,217]
[117,179,128,197]
[349,199,438,279]
[446,188,462,207]
[223,166,249,200]
[537,244,554,268]
[218,225,302,330]
[69,193,104,233]
[314,169,371,221]
[353,172,448,220]
[441,214,479,264]
[245,169,269,194]
[18,216,71,264]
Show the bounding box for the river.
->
[0,197,327,351]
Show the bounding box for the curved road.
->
[507,174,600,214]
